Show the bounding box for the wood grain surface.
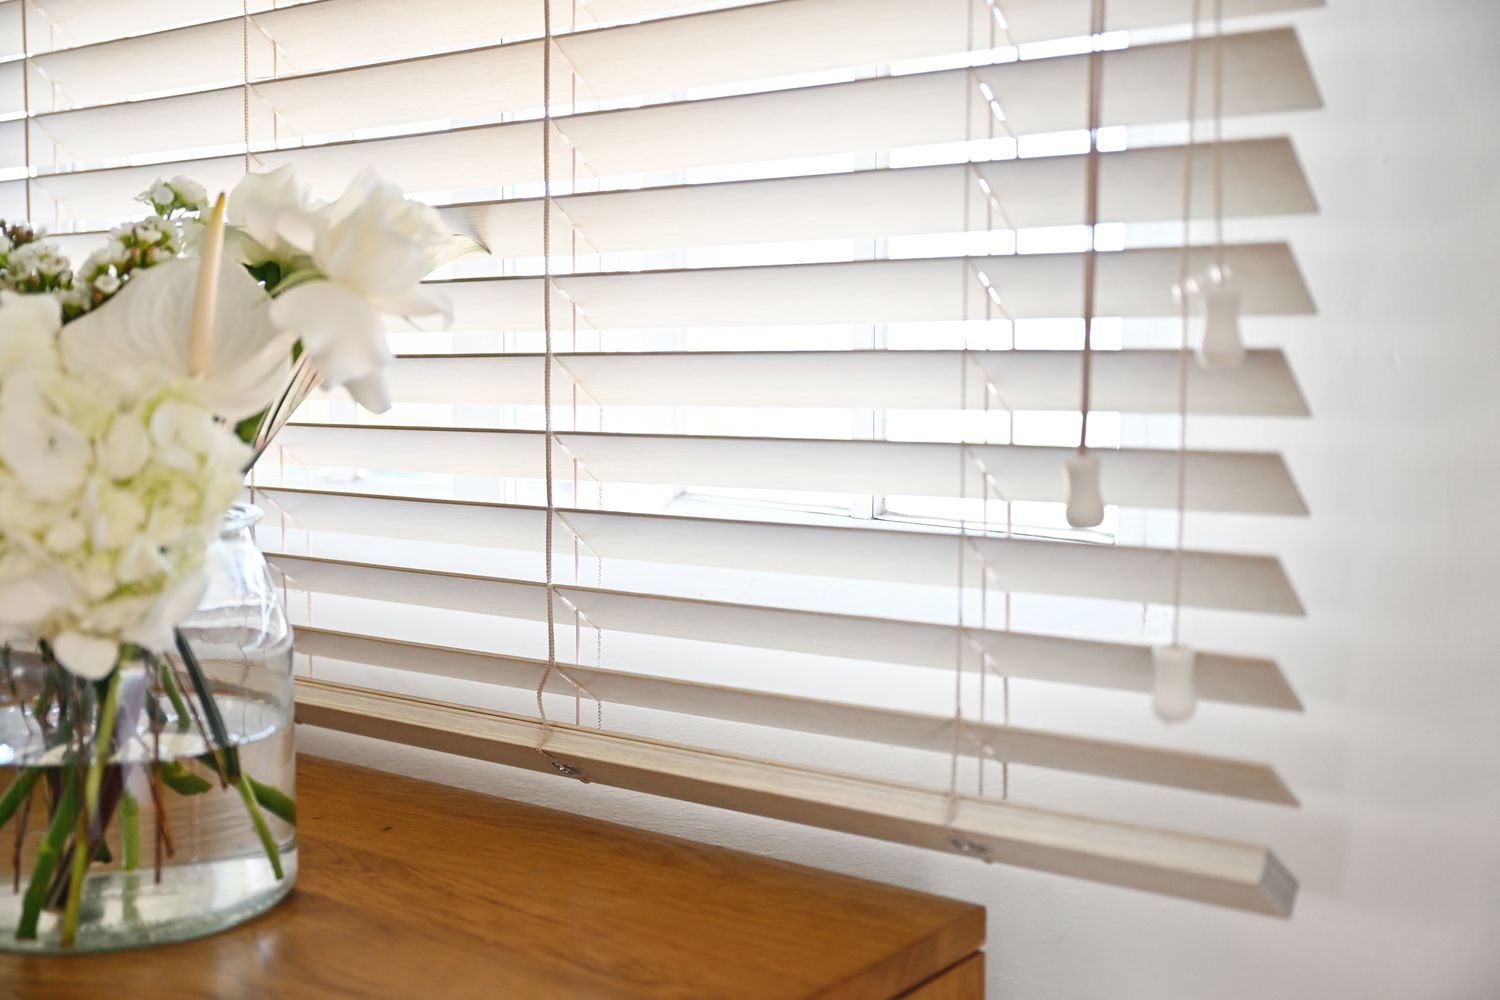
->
[0,755,984,999]
[897,954,986,999]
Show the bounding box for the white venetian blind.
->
[11,0,1322,915]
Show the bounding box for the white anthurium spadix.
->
[60,256,294,423]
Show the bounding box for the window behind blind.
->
[7,0,1322,915]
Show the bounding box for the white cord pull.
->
[1065,451,1104,528]
[1152,645,1197,722]
[1196,282,1245,368]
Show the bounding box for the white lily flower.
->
[60,257,293,422]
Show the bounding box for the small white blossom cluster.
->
[0,237,73,296]
[139,176,210,218]
[59,215,190,319]
[0,292,250,679]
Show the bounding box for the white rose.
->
[268,169,452,412]
[226,164,321,266]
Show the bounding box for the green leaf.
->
[234,409,267,446]
[158,760,213,797]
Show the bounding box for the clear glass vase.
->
[0,503,296,952]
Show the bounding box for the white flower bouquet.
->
[0,167,472,945]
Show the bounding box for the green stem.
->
[195,757,294,825]
[59,802,88,947]
[156,658,193,733]
[17,772,78,939]
[55,668,124,946]
[84,669,122,838]
[0,768,41,832]
[246,775,296,827]
[234,774,282,880]
[120,791,140,872]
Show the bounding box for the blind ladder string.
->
[19,0,30,224]
[985,0,1008,803]
[1212,0,1225,272]
[1169,0,1204,648]
[1077,0,1105,455]
[944,6,979,828]
[533,0,565,768]
[1065,0,1108,529]
[242,0,251,172]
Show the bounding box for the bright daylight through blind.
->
[8,0,1322,914]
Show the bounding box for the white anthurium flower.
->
[268,169,453,412]
[226,164,321,266]
[60,256,294,422]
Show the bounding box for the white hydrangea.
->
[0,291,252,679]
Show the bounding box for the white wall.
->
[301,2,1500,996]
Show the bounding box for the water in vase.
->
[0,682,296,953]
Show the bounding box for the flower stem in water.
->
[157,659,193,733]
[0,768,41,832]
[59,802,88,946]
[234,773,282,880]
[120,791,140,872]
[17,771,78,939]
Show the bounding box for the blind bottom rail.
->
[294,677,1297,917]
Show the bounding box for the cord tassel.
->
[1196,276,1245,368]
[1152,645,1197,722]
[1064,451,1104,528]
